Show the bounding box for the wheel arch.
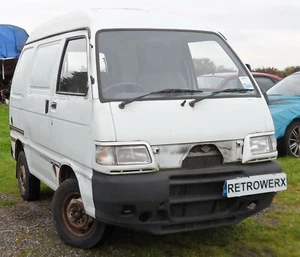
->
[15,140,24,178]
[56,163,96,220]
[283,118,300,137]
[281,118,300,157]
[15,139,24,160]
[58,164,77,184]
[291,117,300,124]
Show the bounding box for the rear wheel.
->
[17,151,40,201]
[52,179,106,249]
[282,121,300,157]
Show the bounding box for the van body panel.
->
[27,9,210,44]
[109,97,273,145]
[48,31,93,169]
[49,95,93,168]
[91,101,117,142]
[9,47,35,140]
[23,40,63,188]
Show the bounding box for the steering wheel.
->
[103,82,144,96]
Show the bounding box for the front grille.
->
[181,144,223,169]
[169,171,243,219]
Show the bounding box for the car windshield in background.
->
[267,73,300,96]
[96,30,257,101]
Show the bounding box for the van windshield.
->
[96,30,257,101]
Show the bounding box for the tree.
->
[59,71,88,93]
[283,66,300,77]
[254,66,300,78]
[193,58,216,76]
[253,67,283,77]
[193,58,236,77]
[215,65,235,73]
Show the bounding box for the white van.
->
[9,9,287,248]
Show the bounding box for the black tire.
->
[282,121,300,157]
[17,151,40,201]
[52,179,106,249]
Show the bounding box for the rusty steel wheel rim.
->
[19,164,26,194]
[289,126,300,157]
[62,194,95,237]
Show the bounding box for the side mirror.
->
[99,53,108,72]
[245,64,252,72]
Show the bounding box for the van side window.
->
[57,38,88,95]
[30,42,60,91]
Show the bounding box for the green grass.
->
[0,104,17,197]
[0,199,18,206]
[0,104,299,256]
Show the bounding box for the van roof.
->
[27,8,212,43]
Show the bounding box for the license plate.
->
[223,173,287,198]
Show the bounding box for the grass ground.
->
[0,104,299,257]
[0,104,17,199]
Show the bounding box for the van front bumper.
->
[91,161,282,234]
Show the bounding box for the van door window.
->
[57,38,88,95]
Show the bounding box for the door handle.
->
[51,102,57,109]
[45,100,49,114]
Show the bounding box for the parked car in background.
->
[197,72,281,91]
[267,72,300,157]
[252,72,282,92]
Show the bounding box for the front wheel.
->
[52,179,106,249]
[282,121,300,157]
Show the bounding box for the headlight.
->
[96,145,151,166]
[250,135,277,155]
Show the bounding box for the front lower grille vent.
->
[181,144,223,169]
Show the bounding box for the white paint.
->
[27,9,210,43]
[109,98,273,145]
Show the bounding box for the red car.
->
[252,72,282,91]
[197,72,281,91]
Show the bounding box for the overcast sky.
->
[1,0,299,70]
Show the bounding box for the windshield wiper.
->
[189,88,254,107]
[119,88,203,109]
